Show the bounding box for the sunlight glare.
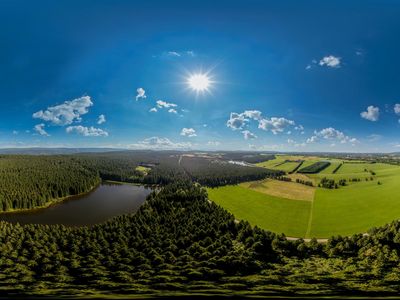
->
[188,73,211,92]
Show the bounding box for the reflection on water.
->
[0,182,152,227]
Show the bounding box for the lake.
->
[0,182,152,226]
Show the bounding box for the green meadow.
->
[209,156,400,238]
[207,185,311,237]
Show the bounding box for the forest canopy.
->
[0,152,281,211]
[0,180,400,297]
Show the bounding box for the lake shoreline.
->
[0,183,152,226]
[0,181,101,215]
[104,179,159,188]
[0,180,156,216]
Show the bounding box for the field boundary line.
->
[305,192,314,238]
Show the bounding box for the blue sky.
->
[1,0,400,152]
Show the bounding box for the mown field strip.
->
[240,179,315,201]
[305,196,314,239]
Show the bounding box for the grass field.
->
[256,155,304,173]
[241,179,315,201]
[273,161,302,172]
[319,162,341,174]
[257,155,341,173]
[256,156,287,169]
[336,162,389,174]
[207,185,311,237]
[209,155,400,238]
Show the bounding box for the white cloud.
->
[167,51,181,57]
[207,141,221,146]
[226,112,248,130]
[394,104,400,115]
[242,130,257,140]
[227,110,296,135]
[243,110,262,120]
[258,117,295,134]
[156,100,177,109]
[34,124,49,136]
[287,139,305,147]
[168,108,178,114]
[360,105,380,121]
[12,130,18,135]
[33,96,93,126]
[307,127,358,145]
[129,137,192,150]
[348,138,358,144]
[305,65,312,70]
[319,55,341,68]
[180,127,197,137]
[306,135,318,144]
[135,88,146,101]
[367,134,382,142]
[66,126,108,137]
[248,144,281,151]
[160,50,196,58]
[152,100,181,115]
[294,125,304,131]
[97,114,106,124]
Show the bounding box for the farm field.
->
[271,161,302,172]
[256,155,343,173]
[207,185,311,237]
[209,155,400,238]
[310,168,400,237]
[240,179,315,201]
[256,156,288,169]
[336,162,390,174]
[318,162,341,174]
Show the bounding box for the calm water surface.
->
[0,183,152,226]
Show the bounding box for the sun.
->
[187,73,211,92]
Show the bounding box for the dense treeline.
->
[332,163,342,173]
[0,152,280,211]
[0,182,279,296]
[2,181,400,296]
[76,152,189,185]
[0,156,100,211]
[179,157,283,187]
[289,160,304,174]
[77,152,279,187]
[221,152,275,163]
[296,178,313,186]
[319,177,337,189]
[298,161,331,174]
